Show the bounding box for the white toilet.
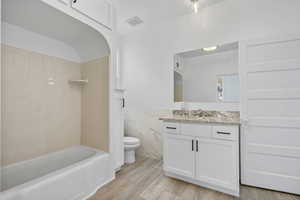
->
[124,137,140,164]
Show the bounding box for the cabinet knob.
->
[73,0,77,3]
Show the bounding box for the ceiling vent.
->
[126,16,143,27]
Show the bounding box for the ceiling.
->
[3,0,226,46]
[112,0,226,35]
[2,0,110,62]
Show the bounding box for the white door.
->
[71,0,112,29]
[195,138,238,191]
[112,91,124,170]
[240,35,300,194]
[164,134,195,178]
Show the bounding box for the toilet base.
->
[124,150,136,164]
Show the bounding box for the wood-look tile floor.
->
[89,157,300,200]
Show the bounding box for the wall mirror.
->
[174,42,240,103]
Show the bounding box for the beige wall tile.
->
[81,57,109,152]
[2,45,82,165]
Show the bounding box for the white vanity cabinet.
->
[163,122,240,196]
[71,0,112,29]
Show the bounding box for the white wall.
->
[121,0,300,159]
[1,22,81,62]
[182,50,238,102]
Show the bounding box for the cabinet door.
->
[164,134,195,178]
[71,0,112,28]
[195,138,239,191]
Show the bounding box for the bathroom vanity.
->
[167,38,300,196]
[160,111,240,196]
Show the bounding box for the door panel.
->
[247,126,300,147]
[247,153,300,177]
[195,138,238,190]
[240,35,300,195]
[246,38,300,64]
[247,69,300,90]
[163,134,195,178]
[247,99,300,117]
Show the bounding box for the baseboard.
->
[165,171,239,197]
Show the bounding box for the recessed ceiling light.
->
[202,46,218,52]
[190,0,200,13]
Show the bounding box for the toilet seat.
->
[124,137,140,145]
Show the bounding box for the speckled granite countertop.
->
[159,110,240,125]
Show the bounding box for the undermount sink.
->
[172,110,236,119]
[191,110,217,118]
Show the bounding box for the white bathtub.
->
[0,146,114,200]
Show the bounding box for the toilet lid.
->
[124,137,140,145]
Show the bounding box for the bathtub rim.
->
[0,145,111,195]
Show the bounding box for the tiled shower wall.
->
[2,44,109,165]
[2,45,82,165]
[81,57,109,152]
